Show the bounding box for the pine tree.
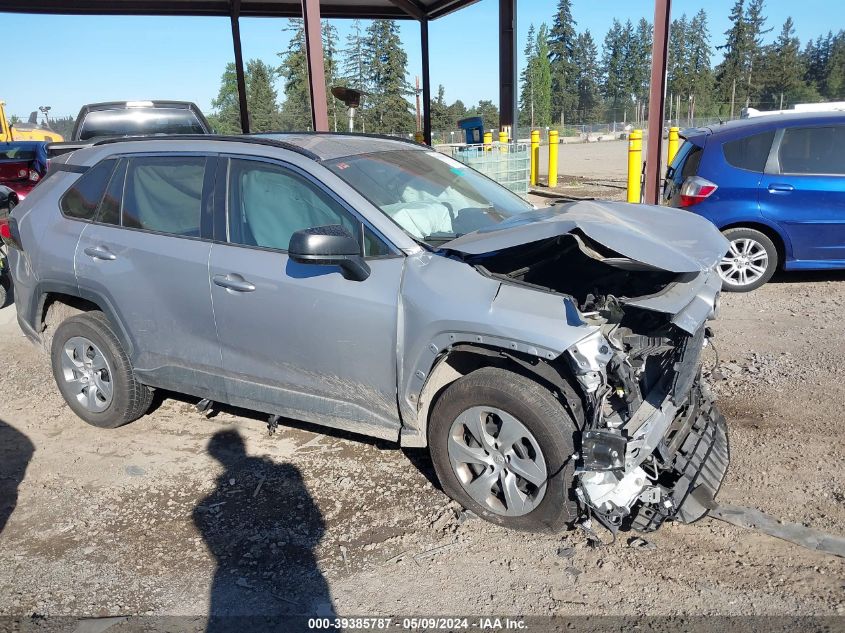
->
[534,25,553,127]
[631,18,653,121]
[742,0,772,106]
[210,63,243,134]
[715,0,749,116]
[518,24,538,127]
[686,10,716,118]
[601,19,628,121]
[548,0,578,125]
[246,59,282,132]
[363,19,414,135]
[277,19,313,130]
[322,20,342,131]
[823,31,845,98]
[760,17,808,108]
[573,30,601,123]
[430,85,453,140]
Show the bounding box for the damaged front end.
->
[566,318,729,532]
[442,201,732,532]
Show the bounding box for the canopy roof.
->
[2,0,478,20]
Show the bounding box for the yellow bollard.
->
[548,130,559,188]
[627,129,643,203]
[498,130,509,153]
[413,131,424,144]
[483,131,493,151]
[667,126,680,165]
[530,129,540,186]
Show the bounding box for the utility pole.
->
[779,92,784,110]
[414,76,422,133]
[730,79,736,119]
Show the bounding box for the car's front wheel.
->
[50,312,153,428]
[718,227,778,292]
[428,367,580,532]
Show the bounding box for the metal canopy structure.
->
[3,0,671,201]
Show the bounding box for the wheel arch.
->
[719,220,790,269]
[33,283,135,357]
[400,343,585,448]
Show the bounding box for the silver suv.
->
[6,134,730,533]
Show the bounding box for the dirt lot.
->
[1,269,844,623]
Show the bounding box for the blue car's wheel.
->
[718,227,778,292]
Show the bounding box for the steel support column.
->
[421,17,432,144]
[301,0,329,132]
[498,0,517,134]
[644,0,671,204]
[229,0,250,133]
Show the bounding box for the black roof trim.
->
[251,130,426,152]
[89,134,321,160]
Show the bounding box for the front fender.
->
[397,253,596,442]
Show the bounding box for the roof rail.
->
[252,130,425,148]
[90,134,321,160]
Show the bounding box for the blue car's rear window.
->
[722,130,775,172]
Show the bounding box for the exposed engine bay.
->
[458,231,730,532]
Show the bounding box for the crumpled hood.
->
[441,200,729,273]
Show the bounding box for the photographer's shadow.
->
[194,429,334,632]
[0,418,34,538]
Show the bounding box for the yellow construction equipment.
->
[627,129,643,203]
[0,101,64,143]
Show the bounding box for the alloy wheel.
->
[718,237,769,287]
[447,406,548,516]
[60,336,114,413]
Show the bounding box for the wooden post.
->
[301,0,329,132]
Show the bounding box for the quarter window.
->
[60,159,117,220]
[122,156,206,236]
[779,126,845,175]
[227,159,389,256]
[96,159,127,226]
[722,130,775,172]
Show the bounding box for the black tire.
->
[428,366,580,532]
[719,227,778,292]
[50,312,153,428]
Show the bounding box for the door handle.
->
[213,273,256,293]
[83,246,116,261]
[767,183,795,193]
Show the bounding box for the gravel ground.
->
[0,270,844,622]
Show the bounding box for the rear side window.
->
[60,159,117,220]
[779,126,845,175]
[668,141,703,185]
[122,156,206,237]
[722,130,775,172]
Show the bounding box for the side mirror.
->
[288,225,370,282]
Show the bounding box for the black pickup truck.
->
[48,100,212,156]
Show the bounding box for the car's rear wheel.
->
[428,367,580,532]
[50,312,153,428]
[718,227,778,292]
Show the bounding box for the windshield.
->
[78,108,207,140]
[0,145,37,161]
[324,150,533,244]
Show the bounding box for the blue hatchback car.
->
[664,112,845,291]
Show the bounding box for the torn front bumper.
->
[627,382,730,531]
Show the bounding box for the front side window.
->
[324,150,534,245]
[722,130,775,172]
[122,156,206,236]
[779,126,845,175]
[60,159,117,220]
[227,158,389,256]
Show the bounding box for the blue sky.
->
[3,0,841,120]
